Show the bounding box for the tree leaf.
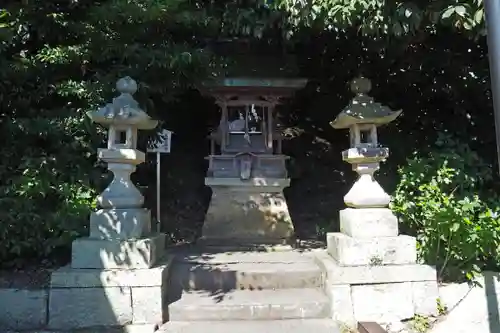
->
[454,5,467,17]
[442,6,456,19]
[474,8,484,24]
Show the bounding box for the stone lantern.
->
[330,77,401,208]
[48,77,168,332]
[72,76,164,269]
[321,77,439,325]
[88,77,158,212]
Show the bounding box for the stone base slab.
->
[313,250,436,285]
[71,233,166,269]
[48,262,171,330]
[327,232,417,266]
[90,208,152,240]
[202,183,294,244]
[339,208,398,238]
[314,250,438,324]
[0,289,47,330]
[4,324,157,333]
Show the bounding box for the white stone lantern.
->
[74,76,164,269]
[88,77,157,210]
[48,77,168,332]
[323,77,439,325]
[330,77,401,208]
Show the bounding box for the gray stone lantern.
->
[48,77,168,332]
[330,77,401,208]
[74,76,163,268]
[92,77,157,150]
[87,77,157,211]
[323,77,438,325]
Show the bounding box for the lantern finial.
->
[350,77,372,95]
[116,76,138,95]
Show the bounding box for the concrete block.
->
[90,208,151,240]
[412,281,439,316]
[327,233,417,266]
[131,286,163,324]
[71,233,165,269]
[48,287,132,329]
[339,208,398,238]
[325,284,355,325]
[48,264,169,330]
[314,250,436,285]
[0,289,47,330]
[51,263,170,288]
[351,282,414,322]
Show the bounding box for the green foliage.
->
[392,133,500,281]
[410,314,431,333]
[274,0,486,37]
[436,297,448,316]
[0,0,498,273]
[0,0,222,267]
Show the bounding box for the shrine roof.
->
[201,77,307,96]
[200,39,307,96]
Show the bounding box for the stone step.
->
[159,320,341,333]
[169,261,323,291]
[167,288,330,321]
[168,249,323,291]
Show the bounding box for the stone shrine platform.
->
[0,245,438,332]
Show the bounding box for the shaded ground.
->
[0,267,51,289]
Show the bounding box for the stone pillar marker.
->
[48,77,169,332]
[317,77,439,325]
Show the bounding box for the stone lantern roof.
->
[87,76,157,129]
[330,77,402,129]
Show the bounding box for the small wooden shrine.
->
[198,50,307,245]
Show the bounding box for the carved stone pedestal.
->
[201,178,294,246]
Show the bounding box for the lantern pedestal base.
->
[317,207,438,324]
[339,208,398,238]
[313,250,438,325]
[201,178,294,247]
[327,233,417,266]
[329,208,417,266]
[71,233,166,269]
[48,257,172,331]
[89,208,152,240]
